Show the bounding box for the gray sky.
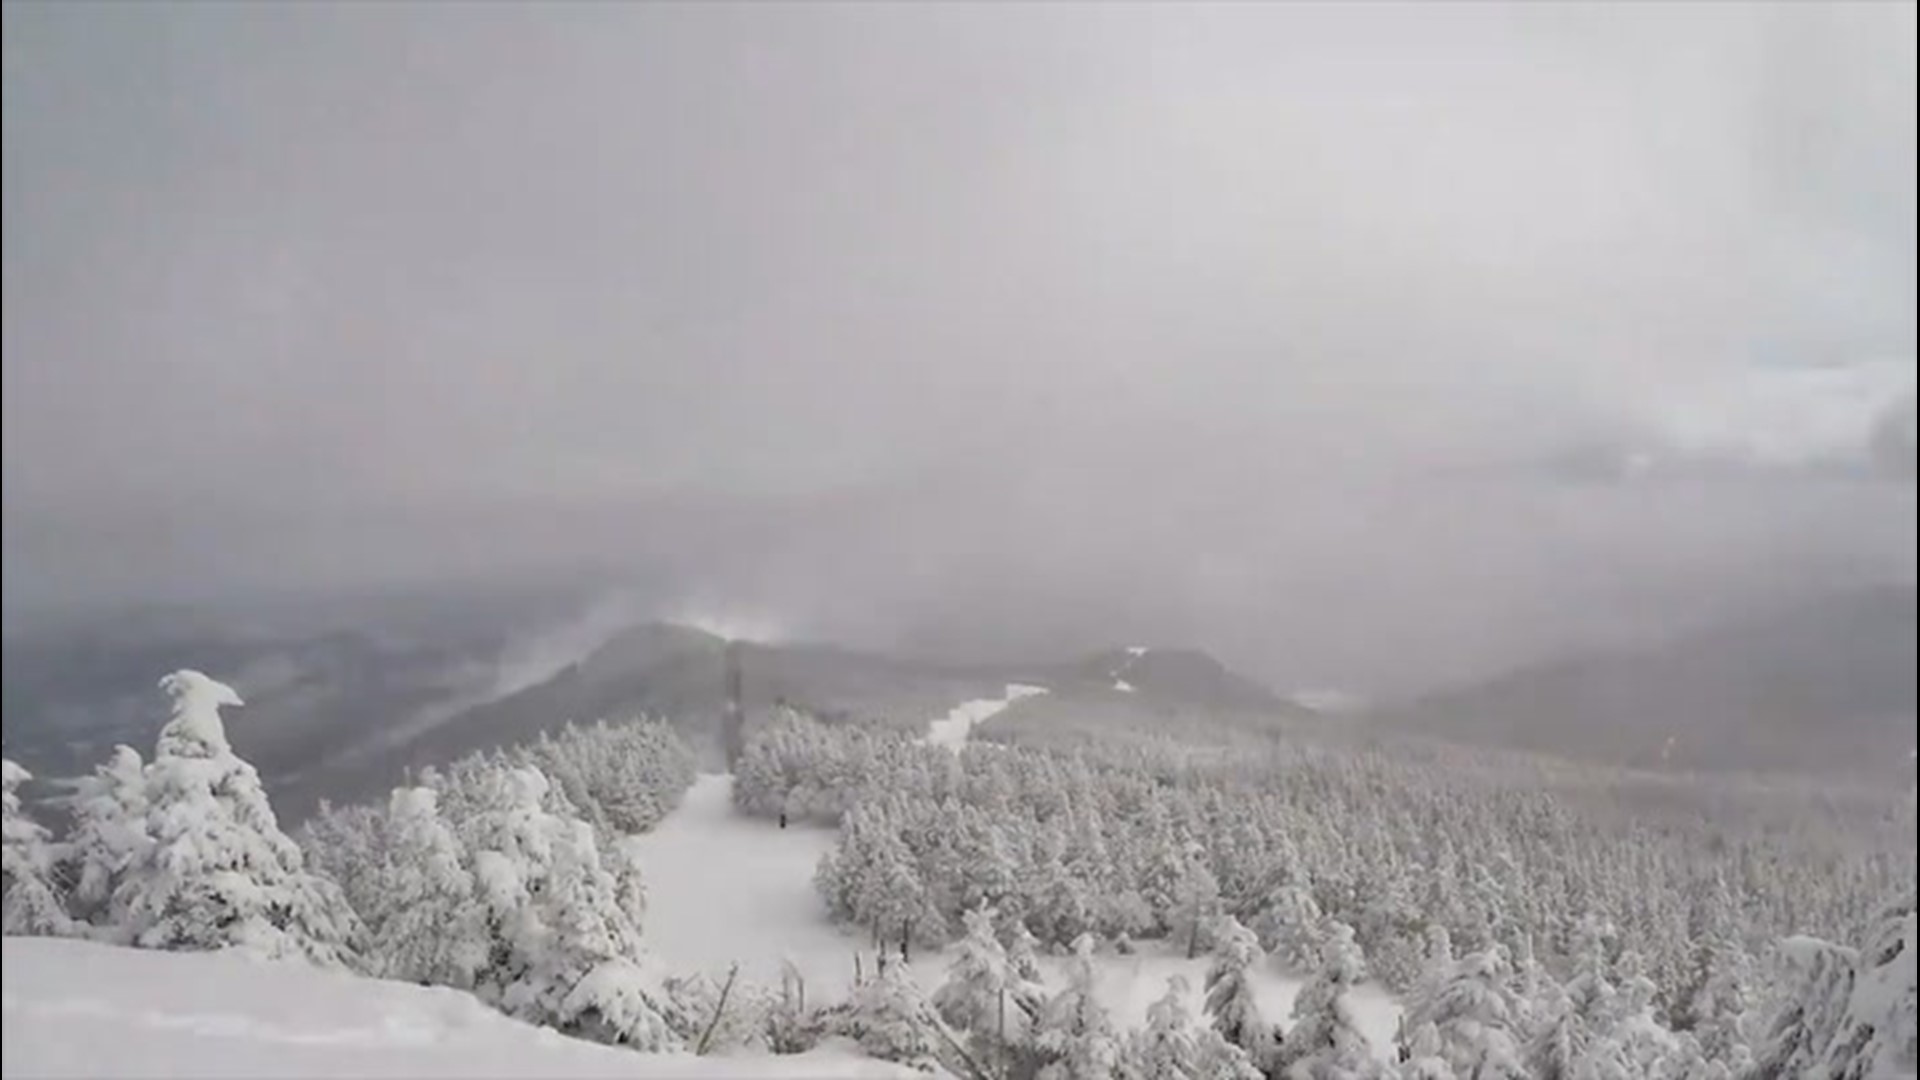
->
[3,1,1914,691]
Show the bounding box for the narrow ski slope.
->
[921,683,1050,749]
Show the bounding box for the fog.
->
[3,2,1914,692]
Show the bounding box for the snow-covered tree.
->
[2,757,73,936]
[365,786,487,988]
[1398,923,1457,1053]
[935,905,1025,1070]
[1821,897,1915,1080]
[455,763,677,1050]
[1258,880,1327,975]
[1424,946,1528,1079]
[1280,918,1384,1080]
[1034,934,1122,1080]
[1747,934,1856,1080]
[1205,914,1280,1073]
[57,745,150,934]
[1685,939,1751,1067]
[844,960,943,1071]
[1612,949,1680,1076]
[1192,1026,1265,1080]
[1401,1022,1458,1080]
[1174,848,1225,960]
[113,672,360,966]
[1126,976,1200,1080]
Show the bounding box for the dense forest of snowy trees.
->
[3,677,1915,1077]
[735,707,1916,1076]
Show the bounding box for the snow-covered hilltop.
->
[0,937,925,1079]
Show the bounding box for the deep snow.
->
[0,937,924,1079]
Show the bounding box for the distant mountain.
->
[1366,586,1918,785]
[2,596,1357,820]
[283,633,1317,815]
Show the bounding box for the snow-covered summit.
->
[0,937,930,1079]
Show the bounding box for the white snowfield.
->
[630,775,1404,1053]
[0,937,924,1079]
[921,683,1049,749]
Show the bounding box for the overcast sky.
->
[3,1,1914,691]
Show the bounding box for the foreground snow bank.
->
[922,684,1049,748]
[0,938,925,1079]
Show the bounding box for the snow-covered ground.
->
[921,683,1049,749]
[628,774,1404,1053]
[0,937,923,1079]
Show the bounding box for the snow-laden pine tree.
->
[1401,1022,1459,1080]
[934,905,1025,1069]
[1257,878,1327,976]
[1820,896,1915,1080]
[58,745,150,935]
[1192,1028,1266,1080]
[454,763,677,1050]
[1398,923,1456,1053]
[844,959,943,1072]
[1612,949,1681,1075]
[1746,934,1856,1080]
[1034,934,1123,1080]
[1524,915,1631,1080]
[1685,938,1752,1068]
[113,672,360,966]
[2,757,74,936]
[1279,918,1385,1080]
[1126,976,1200,1080]
[1174,845,1225,960]
[1205,913,1281,1074]
[1423,945,1528,1079]
[365,785,488,988]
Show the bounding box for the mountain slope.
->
[1367,586,1918,784]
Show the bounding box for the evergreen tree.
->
[1126,976,1200,1080]
[1192,1026,1266,1080]
[457,764,677,1049]
[935,905,1024,1070]
[1401,1022,1459,1080]
[58,745,150,934]
[367,786,488,988]
[1205,914,1280,1073]
[1258,880,1327,975]
[113,672,360,966]
[1034,934,1122,1080]
[845,959,943,1070]
[1821,897,1915,1080]
[1280,918,1384,1080]
[1747,935,1855,1080]
[1398,923,1456,1053]
[2,757,73,937]
[1425,946,1528,1079]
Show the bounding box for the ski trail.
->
[921,684,1049,749]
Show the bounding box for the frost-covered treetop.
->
[155,670,245,760]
